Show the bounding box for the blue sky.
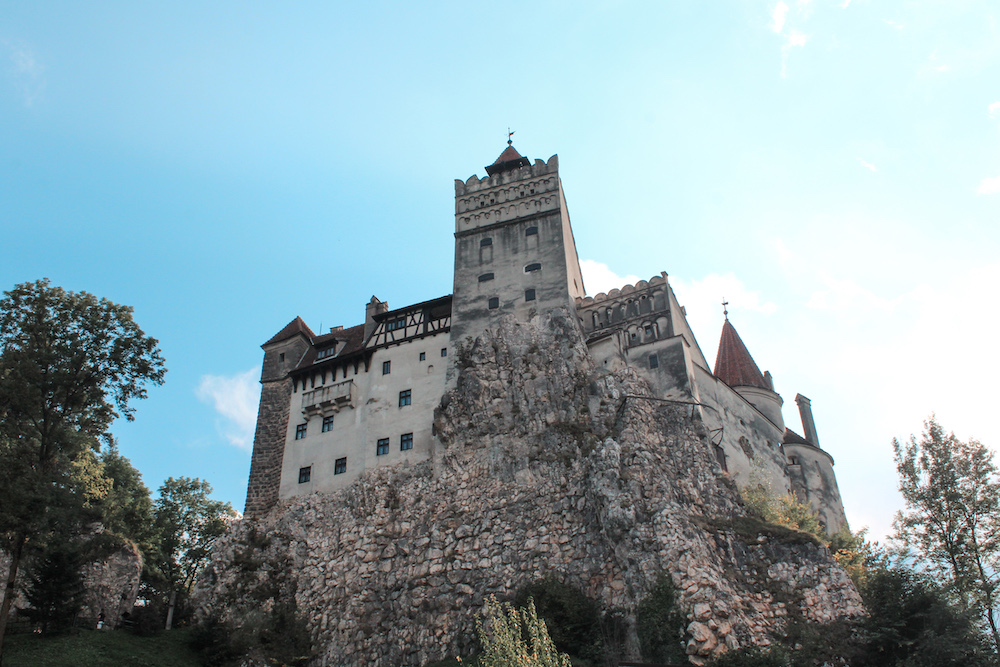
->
[2,1,998,539]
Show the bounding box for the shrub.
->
[635,574,687,665]
[477,595,571,667]
[514,576,602,662]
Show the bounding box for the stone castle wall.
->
[197,309,862,666]
[244,377,292,516]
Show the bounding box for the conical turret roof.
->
[714,319,769,390]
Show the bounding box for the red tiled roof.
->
[293,323,367,371]
[485,144,530,175]
[713,319,769,390]
[262,316,315,347]
[493,145,523,164]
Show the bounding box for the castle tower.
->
[713,317,785,431]
[783,394,849,534]
[448,144,586,376]
[244,316,314,516]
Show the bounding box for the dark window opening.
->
[295,424,307,440]
[377,438,389,456]
[399,389,412,407]
[479,273,495,282]
[298,467,311,483]
[386,317,406,331]
[524,263,541,273]
[279,353,285,362]
[382,360,391,375]
[419,352,426,361]
[525,226,538,236]
[400,433,414,451]
[481,238,492,246]
[525,288,536,302]
[441,348,448,357]
[322,416,334,432]
[649,354,659,369]
[334,457,347,475]
[488,297,499,310]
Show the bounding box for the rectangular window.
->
[478,273,494,282]
[399,389,412,407]
[377,438,389,456]
[386,317,406,331]
[525,288,536,302]
[524,262,542,273]
[649,354,659,369]
[488,297,499,310]
[400,433,414,451]
[295,423,307,440]
[441,347,447,357]
[322,416,334,432]
[419,351,426,361]
[382,360,391,375]
[525,226,538,236]
[334,457,347,475]
[298,466,311,483]
[480,237,492,246]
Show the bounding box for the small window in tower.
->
[481,238,492,247]
[399,389,412,407]
[334,457,347,475]
[400,433,414,451]
[479,273,494,282]
[298,467,311,484]
[649,354,659,369]
[377,438,389,456]
[488,297,499,310]
[382,360,391,375]
[525,288,536,302]
[295,424,307,440]
[524,263,541,273]
[279,353,285,362]
[419,351,426,361]
[441,347,448,357]
[322,416,334,432]
[525,226,538,236]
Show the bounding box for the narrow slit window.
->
[649,354,659,369]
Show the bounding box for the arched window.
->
[524,263,541,273]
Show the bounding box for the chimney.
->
[330,326,343,334]
[795,394,820,447]
[364,296,388,340]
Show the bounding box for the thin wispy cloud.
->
[196,369,260,451]
[579,259,643,296]
[884,19,904,30]
[989,101,1000,118]
[858,159,877,172]
[771,2,790,33]
[977,175,1000,195]
[2,39,46,107]
[780,30,808,78]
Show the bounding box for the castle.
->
[244,143,848,535]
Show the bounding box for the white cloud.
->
[196,369,260,451]
[884,19,904,30]
[771,1,790,33]
[780,30,808,77]
[989,101,1000,118]
[2,39,45,107]
[977,175,1000,194]
[840,0,851,8]
[670,272,778,357]
[579,259,642,296]
[858,158,877,172]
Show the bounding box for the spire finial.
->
[722,298,729,320]
[507,127,515,146]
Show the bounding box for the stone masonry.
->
[196,310,863,666]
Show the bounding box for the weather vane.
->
[722,299,729,320]
[507,128,515,146]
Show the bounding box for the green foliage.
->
[853,564,999,667]
[146,476,237,601]
[476,595,572,667]
[97,442,156,554]
[0,279,165,659]
[892,416,1000,650]
[514,576,602,662]
[23,545,86,634]
[636,574,687,665]
[4,627,202,667]
[190,526,313,667]
[741,485,823,540]
[707,646,788,667]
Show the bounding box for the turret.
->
[713,317,784,431]
[783,395,848,535]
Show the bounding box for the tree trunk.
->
[0,533,27,667]
[165,590,176,630]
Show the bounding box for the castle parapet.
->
[302,379,355,417]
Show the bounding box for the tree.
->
[97,442,156,554]
[893,416,1000,652]
[477,595,572,667]
[0,279,165,659]
[146,477,237,629]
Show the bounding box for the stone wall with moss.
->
[195,309,862,666]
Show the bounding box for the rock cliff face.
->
[196,310,862,666]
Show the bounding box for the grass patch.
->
[4,628,202,667]
[700,515,823,547]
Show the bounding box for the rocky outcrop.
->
[195,310,863,666]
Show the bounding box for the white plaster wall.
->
[279,332,449,498]
[785,443,848,535]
